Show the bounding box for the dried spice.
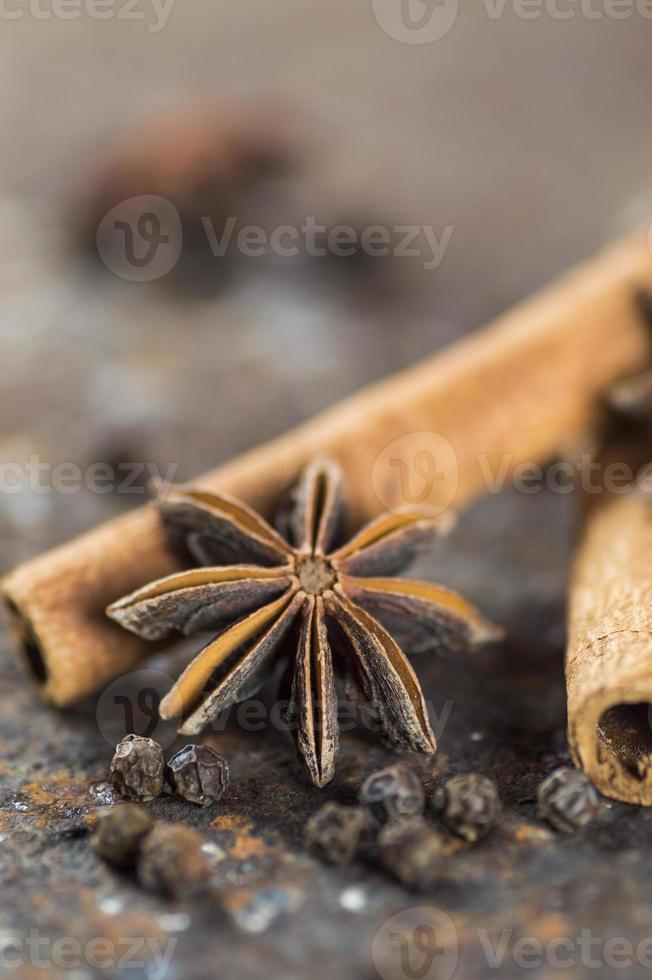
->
[432,773,500,843]
[359,763,424,825]
[377,818,444,889]
[536,767,599,833]
[91,803,153,868]
[78,104,296,265]
[305,802,371,864]
[108,460,498,788]
[137,823,208,899]
[166,744,229,806]
[109,734,165,802]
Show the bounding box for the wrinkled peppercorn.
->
[377,818,444,889]
[137,823,208,899]
[109,735,165,802]
[359,764,424,825]
[305,803,371,864]
[536,767,599,833]
[166,744,229,806]
[432,773,500,843]
[91,804,153,868]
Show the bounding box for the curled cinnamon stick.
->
[3,233,652,705]
[567,438,652,804]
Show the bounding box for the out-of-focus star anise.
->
[108,460,499,787]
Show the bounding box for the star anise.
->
[107,460,498,787]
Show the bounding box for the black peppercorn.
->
[109,735,165,802]
[359,764,424,825]
[536,767,599,833]
[166,744,229,806]
[137,823,208,899]
[305,802,371,864]
[432,773,500,843]
[91,804,153,868]
[377,818,444,889]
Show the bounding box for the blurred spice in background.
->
[75,103,299,294]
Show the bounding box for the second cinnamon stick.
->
[567,439,652,804]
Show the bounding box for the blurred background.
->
[1,0,651,573]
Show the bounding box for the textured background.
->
[1,3,652,978]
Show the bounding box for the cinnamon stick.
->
[567,439,652,804]
[3,233,652,706]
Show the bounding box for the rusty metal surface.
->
[3,487,652,980]
[2,3,652,978]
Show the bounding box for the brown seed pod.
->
[359,763,425,825]
[166,744,229,806]
[91,803,153,868]
[432,772,500,843]
[137,823,208,899]
[109,734,165,802]
[305,802,371,864]
[536,767,600,833]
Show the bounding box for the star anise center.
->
[296,556,337,595]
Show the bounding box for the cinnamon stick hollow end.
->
[567,490,652,805]
[1,506,175,706]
